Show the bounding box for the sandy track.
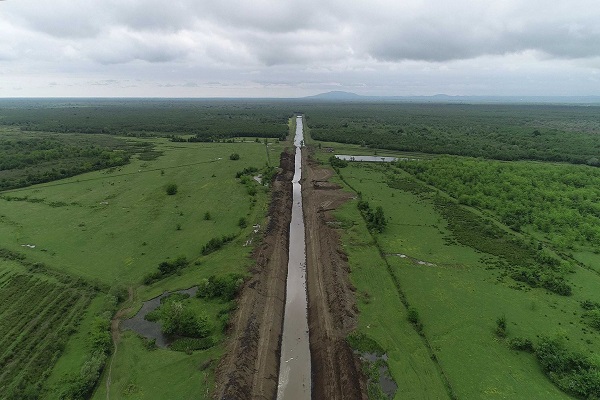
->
[302,151,367,400]
[214,152,294,400]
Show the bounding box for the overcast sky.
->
[1,0,600,97]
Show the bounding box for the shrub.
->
[143,256,189,285]
[329,155,348,168]
[581,300,600,310]
[407,307,423,333]
[238,217,248,228]
[229,153,240,160]
[583,309,600,331]
[197,273,245,301]
[201,234,236,255]
[165,183,178,195]
[495,315,507,338]
[162,301,210,338]
[509,337,534,352]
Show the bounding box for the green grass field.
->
[0,133,285,399]
[0,259,94,399]
[0,138,279,285]
[320,148,600,399]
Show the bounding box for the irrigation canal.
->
[276,115,311,399]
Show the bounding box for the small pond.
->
[121,286,198,348]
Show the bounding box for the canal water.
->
[276,115,311,399]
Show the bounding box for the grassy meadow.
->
[309,138,600,399]
[0,131,285,398]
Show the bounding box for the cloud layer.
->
[1,0,599,96]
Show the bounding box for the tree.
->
[229,153,240,160]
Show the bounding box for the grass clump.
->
[346,332,385,356]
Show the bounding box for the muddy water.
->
[276,115,311,399]
[121,287,197,348]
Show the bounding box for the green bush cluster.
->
[357,200,386,233]
[535,337,600,399]
[197,273,245,302]
[201,234,237,256]
[143,256,189,285]
[508,337,534,352]
[510,267,572,296]
[161,301,210,338]
[329,155,348,169]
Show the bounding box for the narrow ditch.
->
[276,115,311,399]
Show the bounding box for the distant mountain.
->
[304,91,365,100]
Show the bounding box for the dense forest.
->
[304,103,600,164]
[0,133,152,191]
[0,99,290,140]
[397,157,600,251]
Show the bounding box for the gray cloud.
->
[1,0,600,96]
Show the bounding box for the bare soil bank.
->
[214,151,294,399]
[215,148,366,399]
[302,150,367,400]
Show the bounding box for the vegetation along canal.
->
[276,115,311,399]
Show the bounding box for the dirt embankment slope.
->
[214,151,294,400]
[302,150,367,400]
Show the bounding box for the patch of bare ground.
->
[214,151,294,400]
[302,149,367,400]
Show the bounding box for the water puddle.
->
[121,287,197,348]
[276,115,311,399]
[335,154,398,162]
[390,253,436,267]
[360,352,398,398]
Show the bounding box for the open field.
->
[0,104,286,398]
[308,137,600,398]
[0,138,280,285]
